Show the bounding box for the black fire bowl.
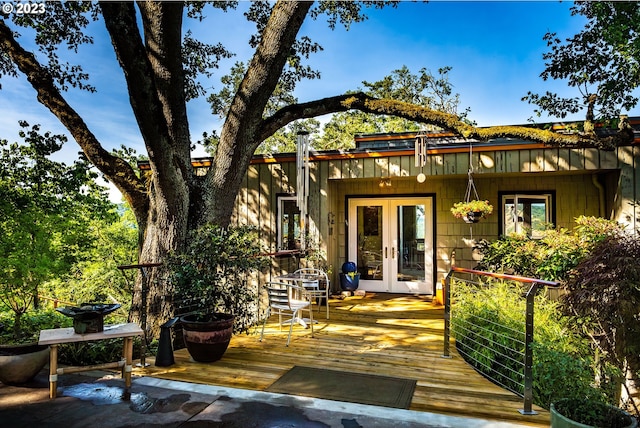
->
[56,303,121,334]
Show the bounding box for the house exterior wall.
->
[231,143,640,292]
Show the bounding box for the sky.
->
[1,1,635,200]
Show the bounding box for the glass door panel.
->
[396,204,425,282]
[357,205,384,281]
[391,200,432,294]
[348,200,388,292]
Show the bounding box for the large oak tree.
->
[0,1,635,333]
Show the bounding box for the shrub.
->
[451,278,602,409]
[553,398,635,428]
[477,216,623,281]
[562,233,640,415]
[56,336,147,366]
[167,224,269,334]
[0,308,72,344]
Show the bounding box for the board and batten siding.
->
[232,144,639,290]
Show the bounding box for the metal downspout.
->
[592,174,605,218]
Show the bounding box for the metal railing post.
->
[442,271,452,358]
[519,282,539,415]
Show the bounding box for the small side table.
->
[38,322,143,399]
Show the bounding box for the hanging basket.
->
[451,200,493,222]
[452,145,493,224]
[463,211,483,224]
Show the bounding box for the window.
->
[277,196,301,250]
[500,192,554,238]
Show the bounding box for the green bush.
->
[553,398,634,428]
[477,216,623,281]
[0,308,72,344]
[58,336,147,366]
[167,224,269,334]
[452,278,605,409]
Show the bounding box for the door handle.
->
[392,247,396,258]
[385,247,388,258]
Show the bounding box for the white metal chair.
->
[294,268,330,319]
[363,251,383,278]
[260,281,314,346]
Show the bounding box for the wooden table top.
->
[38,322,143,345]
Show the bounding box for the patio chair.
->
[260,281,314,346]
[363,251,382,279]
[294,268,330,319]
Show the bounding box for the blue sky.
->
[1,1,633,186]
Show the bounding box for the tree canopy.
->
[1,1,637,333]
[0,122,114,337]
[524,1,640,123]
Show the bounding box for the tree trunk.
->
[204,1,312,226]
[101,2,195,339]
[12,312,22,340]
[623,347,640,415]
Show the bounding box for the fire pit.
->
[56,303,121,334]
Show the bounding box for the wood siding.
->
[232,145,639,286]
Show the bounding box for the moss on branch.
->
[340,94,630,150]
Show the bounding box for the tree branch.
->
[0,19,148,216]
[207,0,313,225]
[100,3,175,166]
[259,92,633,150]
[100,1,192,210]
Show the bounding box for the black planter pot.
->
[180,313,234,363]
[0,343,50,385]
[463,211,482,224]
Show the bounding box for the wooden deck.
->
[136,293,549,426]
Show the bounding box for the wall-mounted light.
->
[379,178,392,188]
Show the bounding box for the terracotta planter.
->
[0,343,50,385]
[180,313,234,363]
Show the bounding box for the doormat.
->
[266,365,416,409]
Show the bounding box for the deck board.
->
[136,293,550,426]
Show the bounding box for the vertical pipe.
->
[591,174,605,218]
[139,267,148,367]
[519,282,538,415]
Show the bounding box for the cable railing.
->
[443,266,559,416]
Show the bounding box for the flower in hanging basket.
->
[450,200,493,221]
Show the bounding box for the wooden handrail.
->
[117,263,162,270]
[38,295,75,308]
[450,266,560,287]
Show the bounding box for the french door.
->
[347,197,434,294]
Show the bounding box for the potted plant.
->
[450,200,493,223]
[339,261,360,291]
[550,398,637,428]
[167,224,267,363]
